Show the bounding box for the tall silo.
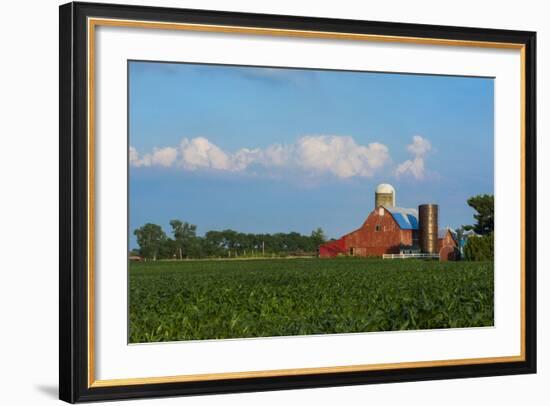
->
[375,183,396,208]
[419,204,439,254]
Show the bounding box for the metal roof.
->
[386,207,418,230]
[439,228,458,240]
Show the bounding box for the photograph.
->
[128,61,495,343]
[56,2,536,402]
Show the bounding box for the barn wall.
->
[439,245,456,261]
[319,237,346,258]
[343,208,413,256]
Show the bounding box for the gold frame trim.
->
[87,17,527,388]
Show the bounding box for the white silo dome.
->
[376,183,395,194]
[375,183,396,208]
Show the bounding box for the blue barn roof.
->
[386,207,419,230]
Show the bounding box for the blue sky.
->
[129,61,493,247]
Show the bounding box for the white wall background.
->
[0,0,546,404]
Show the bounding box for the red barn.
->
[319,184,458,260]
[438,228,458,261]
[319,206,419,258]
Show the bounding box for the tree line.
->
[133,220,327,260]
[132,194,494,261]
[459,194,494,261]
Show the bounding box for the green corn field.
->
[129,258,493,343]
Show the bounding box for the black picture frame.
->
[59,1,537,403]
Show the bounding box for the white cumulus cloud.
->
[295,136,389,178]
[129,146,141,166]
[396,157,425,180]
[179,137,231,171]
[151,147,178,167]
[395,135,432,180]
[129,146,177,168]
[407,135,432,156]
[130,135,390,179]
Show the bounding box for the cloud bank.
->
[395,135,432,180]
[130,135,390,179]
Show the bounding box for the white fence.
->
[382,253,440,260]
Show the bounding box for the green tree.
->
[467,194,494,235]
[310,228,327,248]
[159,238,177,259]
[134,223,167,261]
[170,220,198,259]
[203,230,225,257]
[464,234,493,261]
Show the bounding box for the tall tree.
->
[467,194,494,235]
[159,238,177,259]
[133,223,167,261]
[170,219,198,259]
[310,228,327,248]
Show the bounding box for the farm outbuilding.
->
[319,184,457,259]
[438,228,459,261]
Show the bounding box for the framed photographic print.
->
[59,1,537,403]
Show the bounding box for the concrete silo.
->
[418,204,439,254]
[375,183,396,208]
